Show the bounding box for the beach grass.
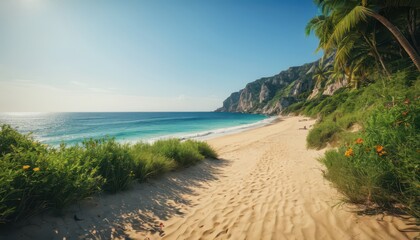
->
[321,98,419,218]
[286,72,419,218]
[285,72,419,149]
[0,127,218,224]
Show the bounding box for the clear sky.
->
[0,0,322,112]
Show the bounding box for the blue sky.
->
[0,0,321,111]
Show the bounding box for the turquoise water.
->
[0,112,269,145]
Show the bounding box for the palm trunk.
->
[370,11,420,72]
[408,8,420,54]
[361,33,391,77]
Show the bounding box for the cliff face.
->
[216,62,317,115]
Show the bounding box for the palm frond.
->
[325,6,374,50]
[334,34,357,66]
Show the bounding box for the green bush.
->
[151,139,183,162]
[152,139,205,166]
[0,125,46,156]
[321,98,420,218]
[130,143,176,181]
[176,141,205,166]
[298,72,419,148]
[82,139,135,193]
[44,146,104,209]
[0,133,103,222]
[0,127,218,224]
[307,120,341,149]
[185,140,219,159]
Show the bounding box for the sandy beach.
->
[2,116,418,240]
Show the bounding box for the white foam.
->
[128,116,279,144]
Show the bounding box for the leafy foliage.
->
[321,97,419,218]
[286,72,419,148]
[0,127,218,224]
[307,0,420,88]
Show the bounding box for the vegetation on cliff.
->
[0,127,217,224]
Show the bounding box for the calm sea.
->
[0,112,271,146]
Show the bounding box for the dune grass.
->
[0,127,218,224]
[285,72,419,149]
[285,72,419,218]
[321,98,419,218]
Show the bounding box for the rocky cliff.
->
[216,62,317,115]
[216,56,348,115]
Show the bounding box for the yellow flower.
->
[22,165,30,170]
[355,138,363,144]
[33,167,40,172]
[345,148,353,157]
[378,151,387,157]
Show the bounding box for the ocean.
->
[0,112,271,146]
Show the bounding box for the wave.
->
[79,116,201,126]
[135,116,279,144]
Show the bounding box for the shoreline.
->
[126,115,279,144]
[0,112,273,147]
[2,116,418,239]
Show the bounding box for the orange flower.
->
[345,148,353,157]
[402,111,409,116]
[355,138,363,144]
[33,167,40,172]
[22,165,30,170]
[376,145,384,153]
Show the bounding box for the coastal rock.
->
[217,92,240,112]
[308,76,348,100]
[216,62,316,114]
[322,77,348,95]
[216,56,348,115]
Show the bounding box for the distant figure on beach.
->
[299,126,307,130]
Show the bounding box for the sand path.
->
[2,116,418,240]
[153,117,418,240]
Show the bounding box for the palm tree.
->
[312,58,331,88]
[305,15,335,52]
[321,0,420,71]
[307,10,386,85]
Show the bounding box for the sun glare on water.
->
[3,112,49,116]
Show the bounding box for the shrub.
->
[297,72,419,149]
[321,98,420,218]
[176,141,205,166]
[44,146,104,209]
[0,124,46,156]
[151,139,182,162]
[307,120,341,149]
[130,143,176,181]
[0,132,103,223]
[151,139,205,167]
[82,139,135,193]
[184,140,218,159]
[0,126,218,224]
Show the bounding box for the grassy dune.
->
[0,127,217,224]
[285,72,420,218]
